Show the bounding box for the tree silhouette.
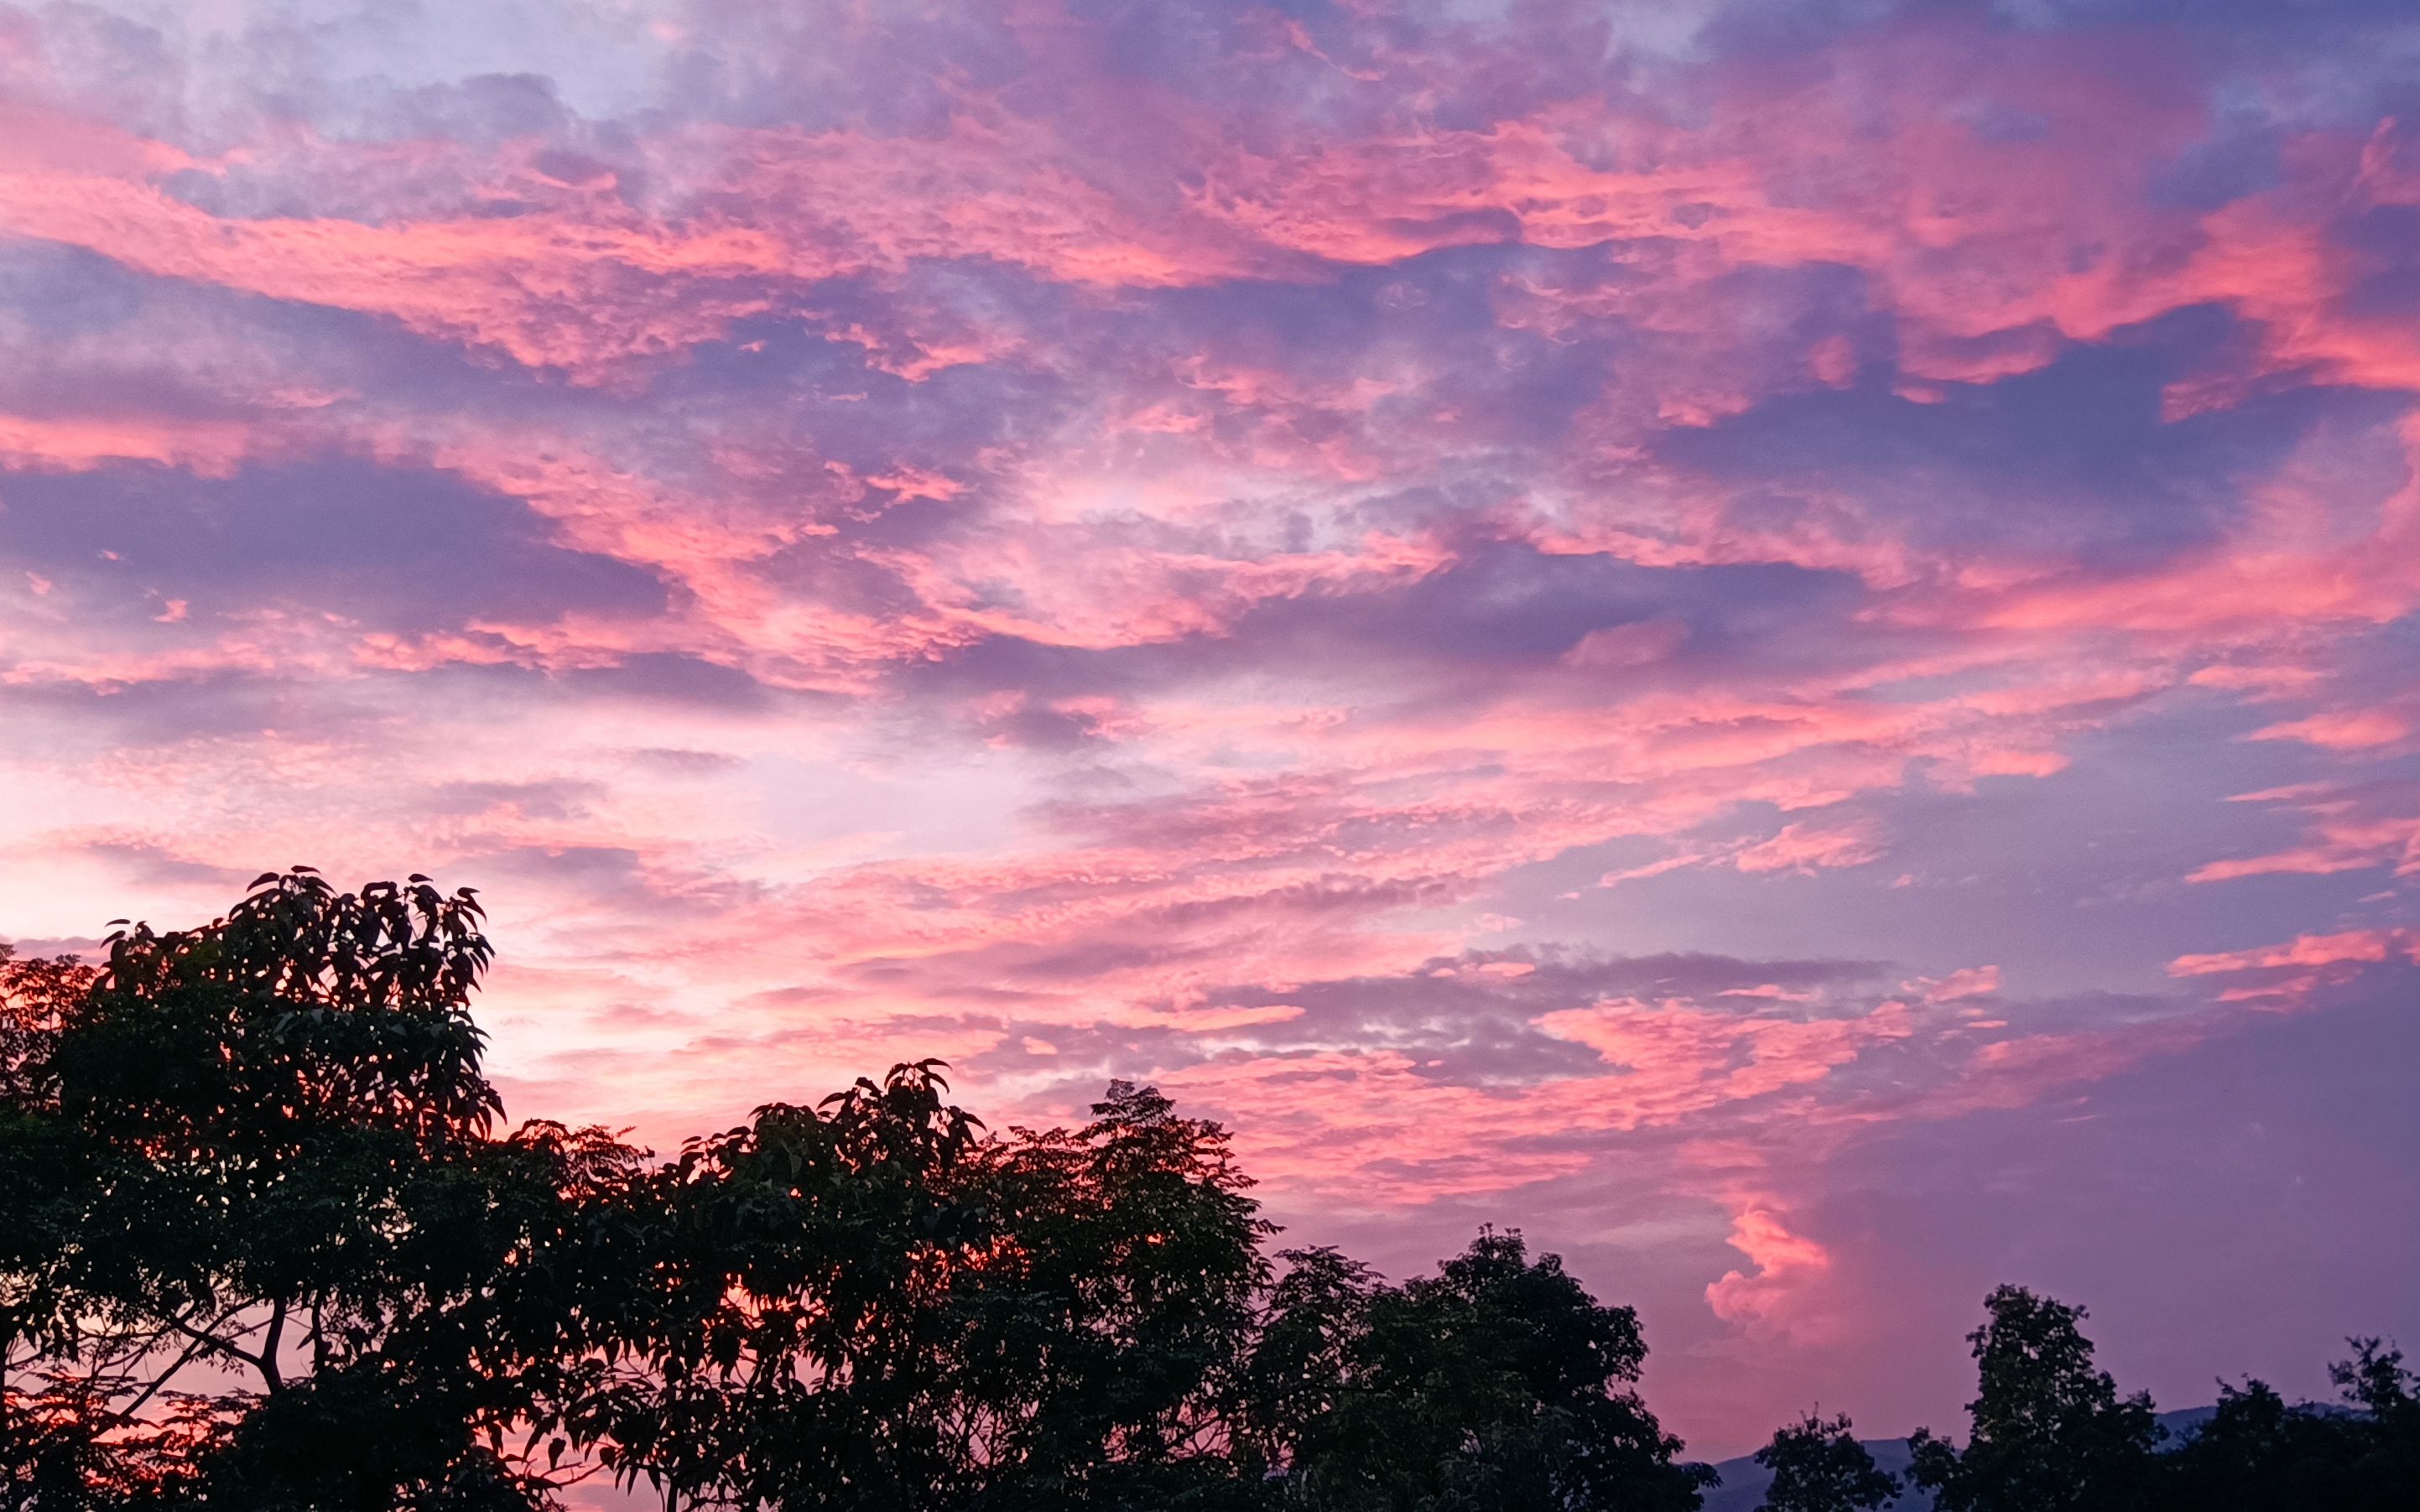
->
[1237,1244,1379,1488]
[12,872,2417,1510]
[2149,1340,2419,1510]
[1265,1228,1713,1511]
[548,1059,992,1511]
[562,1072,1276,1510]
[1907,1286,2159,1512]
[4,874,1725,1509]
[1753,1411,1897,1512]
[2,871,637,1508]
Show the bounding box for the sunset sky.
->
[3,0,2417,1459]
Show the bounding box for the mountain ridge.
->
[1694,1408,2220,1511]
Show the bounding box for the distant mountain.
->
[1692,1408,2217,1512]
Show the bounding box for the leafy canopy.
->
[9,873,2415,1510]
[3,872,1712,1512]
[1753,1412,1897,1512]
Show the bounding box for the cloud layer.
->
[3,0,2417,1457]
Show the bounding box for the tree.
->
[2329,1337,2420,1499]
[947,1080,1274,1510]
[2147,1339,2420,1510]
[1,870,639,1509]
[1269,1228,1712,1511]
[8,865,1720,1512]
[1907,1286,2159,1512]
[561,1073,1274,1511]
[2150,1377,2342,1510]
[5,943,223,1510]
[534,1058,992,1511]
[1754,1411,1897,1512]
[1239,1245,1381,1486]
[46,870,2420,1512]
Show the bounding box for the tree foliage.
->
[2146,1340,2420,1511]
[5,873,2415,1511]
[1752,1412,1897,1512]
[2,872,633,1509]
[1907,1285,2159,1512]
[1263,1228,1712,1512]
[1902,1287,2420,1512]
[2,874,1709,1511]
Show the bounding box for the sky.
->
[1,0,2417,1462]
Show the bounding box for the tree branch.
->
[259,1297,288,1394]
[111,1318,231,1425]
[159,1312,276,1390]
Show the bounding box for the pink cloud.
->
[2246,709,2412,751]
[1732,818,1886,876]
[2189,781,2420,882]
[1704,1204,1838,1343]
[2168,929,2408,977]
[1905,965,2002,1003]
